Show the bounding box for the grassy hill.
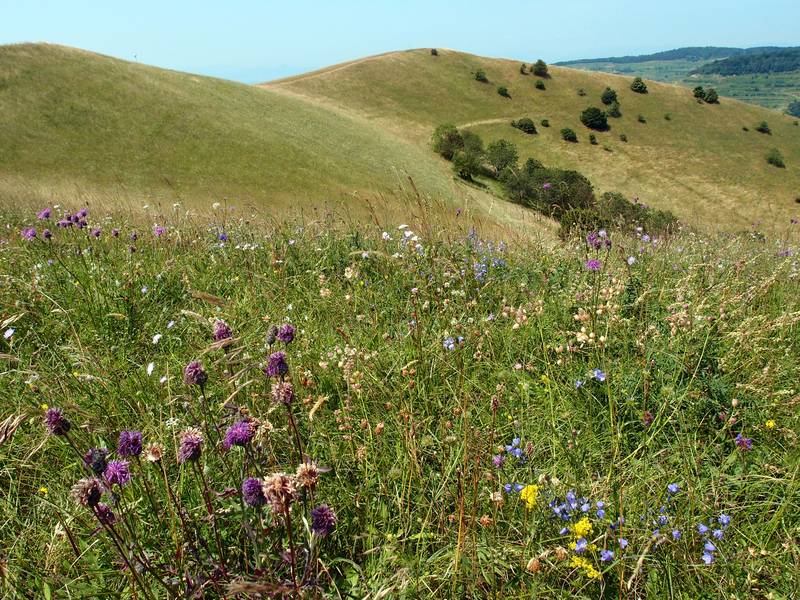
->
[269,48,800,230]
[0,43,544,235]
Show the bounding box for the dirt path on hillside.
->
[456,117,515,128]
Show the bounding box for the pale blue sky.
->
[2,0,798,82]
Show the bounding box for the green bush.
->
[520,63,527,74]
[704,88,719,103]
[766,148,786,168]
[580,106,609,131]
[756,121,771,134]
[630,77,648,94]
[524,157,545,172]
[486,139,518,176]
[577,88,587,96]
[637,114,647,123]
[474,69,488,83]
[561,128,578,142]
[608,102,622,118]
[497,85,510,98]
[511,118,537,134]
[452,149,482,180]
[532,59,549,77]
[664,113,672,121]
[540,119,550,127]
[601,87,617,105]
[693,86,706,99]
[589,134,598,145]
[431,124,463,160]
[619,133,628,142]
[535,80,546,90]
[461,130,485,155]
[559,191,679,237]
[430,48,439,56]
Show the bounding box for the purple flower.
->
[600,549,614,562]
[701,552,714,565]
[277,323,296,344]
[37,207,52,220]
[672,529,681,540]
[718,514,731,528]
[95,503,117,525]
[57,219,71,228]
[266,324,279,346]
[91,228,101,238]
[130,231,138,241]
[44,408,71,436]
[642,410,654,426]
[153,225,166,237]
[242,477,266,507]
[310,504,337,537]
[83,447,109,475]
[77,208,88,218]
[117,430,143,457]
[574,537,588,553]
[265,351,289,378]
[70,477,103,507]
[271,380,295,405]
[667,483,679,494]
[592,368,606,382]
[542,182,552,190]
[104,460,132,486]
[704,541,716,553]
[183,360,208,387]
[575,379,584,389]
[21,227,37,241]
[43,229,52,240]
[697,523,709,535]
[213,319,232,341]
[619,538,628,549]
[111,228,120,237]
[712,529,724,540]
[586,259,602,272]
[178,428,204,463]
[223,420,254,450]
[492,454,505,468]
[218,232,228,242]
[735,433,752,451]
[443,337,456,351]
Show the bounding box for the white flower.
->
[141,286,148,294]
[152,333,162,344]
[212,202,221,210]
[288,239,296,245]
[146,362,155,376]
[159,375,168,384]
[167,320,175,329]
[398,224,408,230]
[627,256,636,265]
[3,328,14,339]
[381,231,392,241]
[404,230,413,238]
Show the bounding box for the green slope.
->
[1,43,540,232]
[270,48,800,230]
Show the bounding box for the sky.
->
[2,0,798,83]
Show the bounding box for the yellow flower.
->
[40,403,49,412]
[571,516,593,539]
[520,484,539,509]
[570,555,601,580]
[765,419,776,430]
[539,375,550,385]
[38,487,48,495]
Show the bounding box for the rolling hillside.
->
[268,48,800,229]
[0,43,541,234]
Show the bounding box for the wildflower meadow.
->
[1,204,799,598]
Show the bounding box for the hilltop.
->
[268,48,800,230]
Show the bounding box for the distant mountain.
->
[557,46,782,66]
[692,47,800,75]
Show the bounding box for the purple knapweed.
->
[153,225,166,237]
[117,430,143,457]
[586,259,602,272]
[242,477,266,507]
[21,228,37,241]
[44,408,71,436]
[277,323,295,344]
[104,460,132,486]
[310,504,337,537]
[178,428,204,463]
[735,433,753,451]
[213,319,232,341]
[183,360,208,387]
[37,207,52,220]
[265,351,289,378]
[271,380,294,405]
[83,447,109,475]
[223,420,254,451]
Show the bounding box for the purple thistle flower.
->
[586,258,602,272]
[213,319,232,341]
[83,447,109,475]
[77,208,88,218]
[310,504,337,537]
[223,420,254,451]
[104,460,132,486]
[600,549,614,562]
[183,360,208,387]
[42,229,52,240]
[277,323,296,344]
[129,231,138,241]
[242,477,266,507]
[265,351,289,378]
[37,207,52,220]
[153,225,166,237]
[95,503,116,525]
[22,227,37,241]
[117,430,143,457]
[492,454,505,468]
[111,228,120,237]
[735,433,752,451]
[91,228,101,238]
[178,428,204,463]
[57,219,71,228]
[44,408,71,436]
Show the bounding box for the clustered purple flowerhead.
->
[43,229,52,240]
[37,207,52,220]
[586,258,602,272]
[70,477,103,507]
[212,319,233,341]
[223,420,254,451]
[265,351,289,378]
[183,360,208,387]
[310,504,337,537]
[277,323,295,344]
[735,433,753,451]
[178,428,204,463]
[504,437,525,463]
[542,182,552,190]
[91,228,101,238]
[153,225,166,237]
[104,459,132,487]
[271,380,294,405]
[492,454,505,468]
[95,503,116,525]
[22,227,37,241]
[600,549,614,562]
[218,232,229,242]
[44,407,71,436]
[667,483,679,495]
[443,336,464,351]
[111,228,120,237]
[117,430,143,457]
[592,368,606,382]
[242,477,266,507]
[83,447,109,475]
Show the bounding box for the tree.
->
[430,48,439,56]
[532,59,549,77]
[520,63,528,74]
[524,157,545,173]
[461,130,484,155]
[704,88,719,103]
[535,80,546,90]
[540,119,550,127]
[452,150,482,180]
[630,77,648,94]
[601,87,617,105]
[431,124,463,160]
[580,106,609,131]
[756,121,771,134]
[607,102,622,118]
[788,100,800,118]
[561,128,578,142]
[486,139,519,176]
[766,148,785,168]
[474,69,488,83]
[693,86,706,100]
[497,85,510,98]
[511,118,537,134]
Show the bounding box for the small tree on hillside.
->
[630,77,648,94]
[511,118,537,134]
[474,69,488,83]
[532,59,549,78]
[608,102,622,118]
[452,150,482,180]
[704,88,719,104]
[756,121,772,134]
[431,124,464,160]
[486,139,519,177]
[561,128,578,142]
[430,48,439,56]
[693,86,706,100]
[601,87,617,105]
[461,130,485,155]
[766,148,785,168]
[535,80,546,90]
[520,63,528,74]
[580,106,609,131]
[497,85,511,98]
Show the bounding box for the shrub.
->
[431,124,463,160]
[486,139,519,176]
[461,130,485,155]
[603,145,613,152]
[452,149,483,180]
[520,63,527,74]
[608,102,622,118]
[693,86,706,100]
[664,113,672,121]
[601,87,617,105]
[619,133,628,142]
[497,85,510,98]
[581,106,609,131]
[511,118,537,134]
[577,88,587,96]
[637,114,647,123]
[474,69,488,83]
[540,119,550,127]
[630,77,648,94]
[788,100,800,117]
[561,128,578,142]
[704,88,719,103]
[430,48,439,56]
[589,134,598,145]
[524,157,545,172]
[756,121,771,134]
[532,59,549,77]
[535,80,546,90]
[766,148,786,168]
[742,126,750,132]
